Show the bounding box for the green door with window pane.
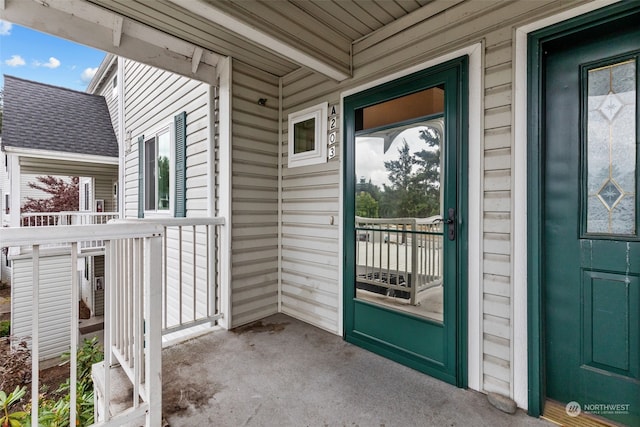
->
[344,57,467,385]
[542,10,640,425]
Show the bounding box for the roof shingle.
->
[2,75,118,158]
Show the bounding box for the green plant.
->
[26,390,94,427]
[0,386,27,427]
[0,322,9,338]
[58,337,103,395]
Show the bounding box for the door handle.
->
[446,208,456,241]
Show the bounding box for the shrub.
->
[0,321,9,338]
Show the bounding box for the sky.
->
[356,123,441,188]
[0,20,106,92]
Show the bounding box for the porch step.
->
[92,362,144,427]
[542,400,622,427]
[79,316,104,335]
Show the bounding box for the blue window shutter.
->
[174,112,187,218]
[138,135,145,218]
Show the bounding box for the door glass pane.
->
[586,59,636,234]
[355,117,444,322]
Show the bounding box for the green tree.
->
[355,191,379,218]
[380,127,442,219]
[384,139,414,192]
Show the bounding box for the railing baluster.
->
[163,227,168,330]
[178,226,183,327]
[133,237,141,408]
[193,225,197,323]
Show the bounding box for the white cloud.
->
[80,67,98,83]
[34,57,61,69]
[5,55,25,67]
[42,57,61,69]
[0,20,12,36]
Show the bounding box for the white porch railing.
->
[111,218,225,337]
[0,224,163,427]
[355,215,443,305]
[20,211,119,227]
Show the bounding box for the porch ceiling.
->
[86,0,434,80]
[1,0,462,82]
[19,156,118,178]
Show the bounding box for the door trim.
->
[339,42,482,390]
[342,55,469,387]
[525,1,640,417]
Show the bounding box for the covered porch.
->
[161,313,548,427]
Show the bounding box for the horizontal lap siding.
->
[230,62,279,327]
[282,0,589,396]
[12,252,72,361]
[122,60,211,219]
[281,65,341,333]
[482,27,514,395]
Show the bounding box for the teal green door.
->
[542,12,640,425]
[344,57,467,385]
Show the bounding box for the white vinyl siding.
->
[280,0,589,398]
[115,59,213,329]
[280,90,341,332]
[230,62,279,327]
[123,60,210,219]
[11,251,73,361]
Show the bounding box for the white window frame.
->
[288,102,328,168]
[143,124,175,217]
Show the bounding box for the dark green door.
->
[344,57,467,385]
[543,11,640,425]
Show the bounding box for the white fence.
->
[0,224,163,427]
[355,216,443,305]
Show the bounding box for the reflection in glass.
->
[354,118,444,322]
[587,59,636,234]
[157,131,170,210]
[293,118,316,154]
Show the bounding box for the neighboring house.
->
[3,1,639,426]
[1,75,119,359]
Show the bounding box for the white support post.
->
[31,245,39,427]
[216,57,232,329]
[70,243,79,427]
[144,235,162,426]
[104,240,114,422]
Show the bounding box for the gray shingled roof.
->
[2,75,118,158]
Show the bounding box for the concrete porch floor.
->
[162,313,552,427]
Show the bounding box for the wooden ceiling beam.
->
[0,0,221,85]
[168,0,351,82]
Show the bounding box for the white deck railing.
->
[0,224,163,427]
[21,211,119,227]
[111,217,225,337]
[355,215,443,305]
